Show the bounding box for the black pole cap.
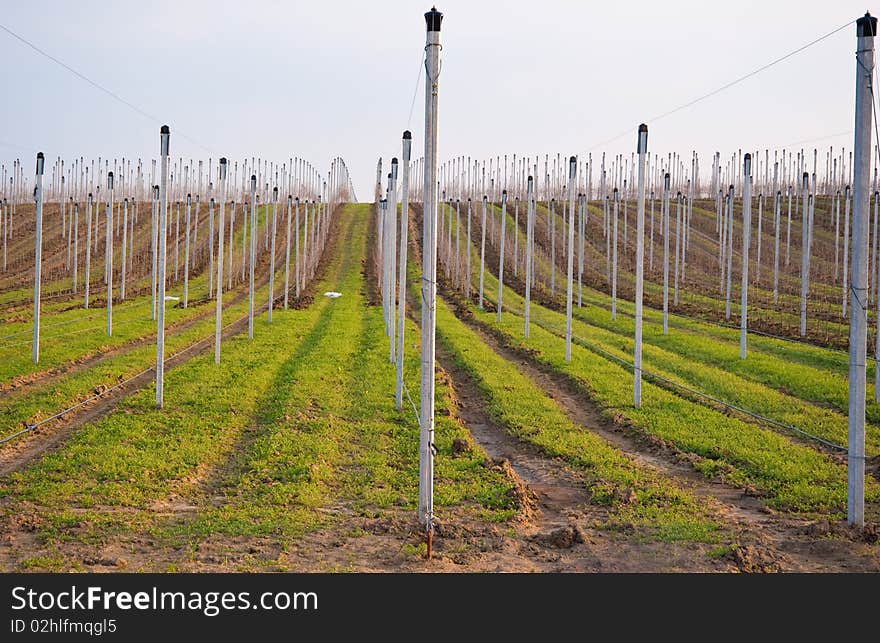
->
[392,158,398,165]
[36,152,44,175]
[403,130,412,140]
[425,6,443,32]
[858,12,877,37]
[161,125,170,134]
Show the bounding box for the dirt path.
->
[451,305,880,571]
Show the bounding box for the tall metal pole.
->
[396,131,412,410]
[32,153,45,364]
[215,159,227,364]
[156,126,170,408]
[419,6,442,549]
[565,157,576,361]
[848,12,876,527]
[740,154,752,360]
[634,125,648,406]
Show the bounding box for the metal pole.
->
[215,159,227,364]
[32,153,44,364]
[848,11,876,527]
[396,131,412,411]
[156,126,170,408]
[419,6,442,546]
[565,157,576,361]
[740,154,752,360]
[634,125,648,407]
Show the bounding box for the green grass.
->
[464,290,880,514]
[433,291,724,543]
[0,205,516,568]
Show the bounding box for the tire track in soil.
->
[450,301,880,571]
[0,211,341,478]
[435,344,741,572]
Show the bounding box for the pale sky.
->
[0,0,873,199]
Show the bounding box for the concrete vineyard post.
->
[294,198,301,299]
[844,185,851,316]
[151,186,159,320]
[106,172,114,336]
[215,159,228,364]
[208,196,215,298]
[740,155,752,360]
[848,12,876,527]
[634,125,648,407]
[183,195,191,307]
[800,173,810,336]
[268,187,278,322]
[773,191,781,304]
[565,157,577,362]
[284,195,291,309]
[396,132,412,410]
[419,6,442,548]
[525,176,534,338]
[725,185,734,320]
[497,190,508,322]
[662,173,670,334]
[248,175,257,340]
[85,193,93,309]
[156,126,170,408]
[388,160,399,363]
[32,153,45,364]
[612,188,619,319]
[479,195,487,309]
